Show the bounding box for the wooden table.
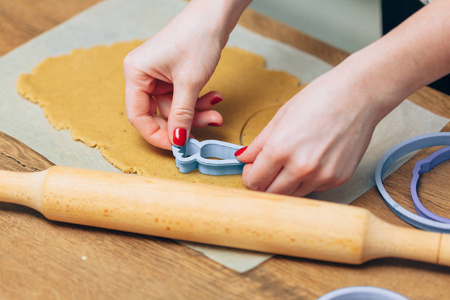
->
[1,1,449,299]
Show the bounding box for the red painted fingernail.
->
[211,97,222,105]
[208,123,221,127]
[173,128,187,146]
[234,146,248,156]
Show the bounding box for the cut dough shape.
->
[240,105,281,146]
[17,40,302,189]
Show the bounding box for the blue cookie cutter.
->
[375,132,450,232]
[172,138,245,175]
[318,286,409,300]
[411,146,450,223]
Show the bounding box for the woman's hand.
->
[124,0,251,149]
[237,0,450,197]
[236,67,380,196]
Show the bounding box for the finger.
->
[154,93,173,119]
[156,91,223,119]
[304,164,355,194]
[265,168,302,196]
[124,72,171,149]
[234,130,266,163]
[195,91,223,111]
[242,163,253,178]
[124,70,156,116]
[192,110,223,127]
[152,80,173,96]
[126,96,172,150]
[242,150,284,192]
[168,83,200,146]
[292,181,319,197]
[156,93,223,127]
[313,178,347,193]
[132,113,172,150]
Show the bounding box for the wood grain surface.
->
[1,1,449,299]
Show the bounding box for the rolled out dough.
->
[17,40,302,188]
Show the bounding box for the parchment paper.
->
[0,0,447,273]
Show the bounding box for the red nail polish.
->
[173,128,187,146]
[208,123,221,127]
[211,97,222,105]
[234,146,247,156]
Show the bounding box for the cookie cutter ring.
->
[411,145,450,223]
[172,138,245,175]
[317,286,409,300]
[375,132,450,232]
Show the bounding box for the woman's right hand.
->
[124,0,252,149]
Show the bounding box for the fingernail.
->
[173,128,187,146]
[208,123,221,127]
[211,97,222,105]
[234,146,248,156]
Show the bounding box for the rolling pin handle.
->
[438,234,450,266]
[0,169,46,212]
[363,214,450,267]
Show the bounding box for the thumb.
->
[168,83,200,147]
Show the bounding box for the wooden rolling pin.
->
[1,165,449,266]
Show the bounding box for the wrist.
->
[188,0,252,47]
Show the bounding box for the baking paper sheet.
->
[0,0,448,273]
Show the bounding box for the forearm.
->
[337,0,450,119]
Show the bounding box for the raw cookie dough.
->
[17,40,302,188]
[240,105,281,146]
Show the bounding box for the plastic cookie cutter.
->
[172,138,245,175]
[375,132,450,233]
[411,146,450,224]
[317,286,409,300]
